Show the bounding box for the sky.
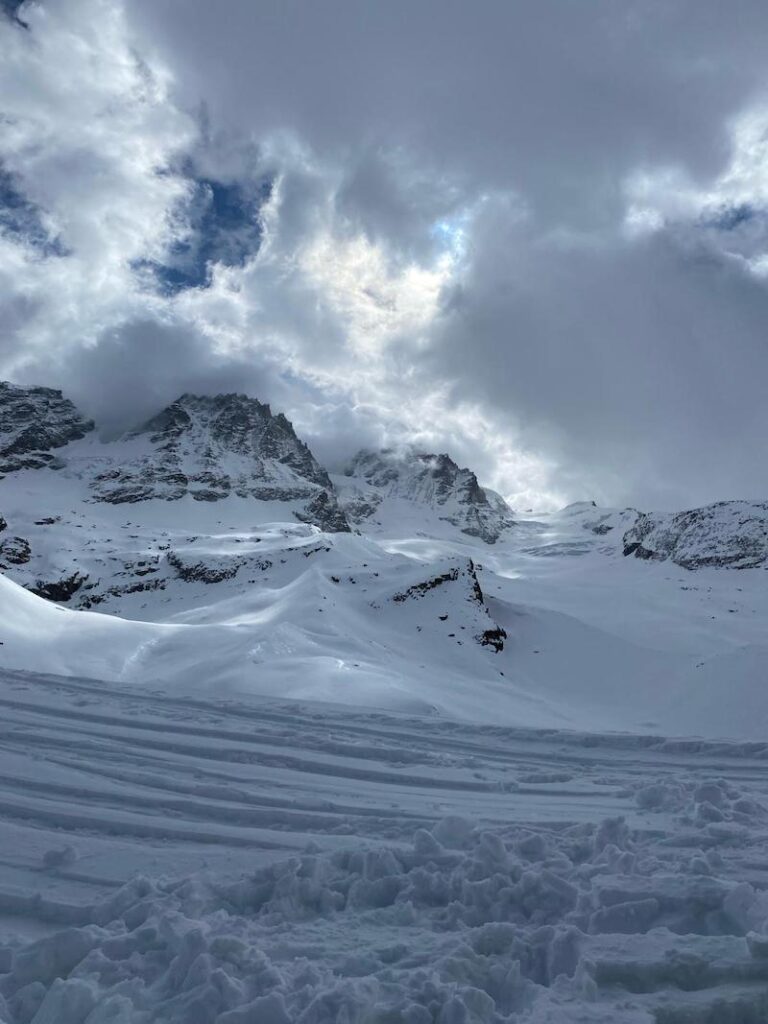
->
[1,0,768,509]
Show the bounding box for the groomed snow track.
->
[0,669,768,1020]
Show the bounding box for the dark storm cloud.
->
[1,0,28,28]
[428,206,768,506]
[55,320,283,437]
[129,0,768,225]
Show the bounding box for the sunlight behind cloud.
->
[300,231,453,356]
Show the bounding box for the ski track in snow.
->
[1,669,768,1021]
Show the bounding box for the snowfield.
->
[2,668,768,1021]
[2,498,768,1022]
[2,389,768,1020]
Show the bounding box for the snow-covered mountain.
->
[4,382,768,1024]
[0,387,359,605]
[90,393,348,525]
[2,378,768,738]
[0,387,348,528]
[336,446,516,543]
[622,499,768,568]
[0,387,525,613]
[0,381,93,474]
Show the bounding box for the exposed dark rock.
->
[623,502,768,569]
[30,572,87,602]
[191,489,229,502]
[0,536,31,566]
[590,523,614,536]
[0,382,93,475]
[295,490,351,533]
[477,626,507,652]
[79,577,168,608]
[167,550,243,584]
[337,491,383,523]
[392,567,461,602]
[468,559,484,603]
[622,541,659,561]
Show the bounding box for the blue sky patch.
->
[136,174,273,295]
[706,203,755,232]
[0,165,67,256]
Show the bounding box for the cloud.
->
[59,318,283,435]
[2,0,768,509]
[135,174,273,295]
[428,194,768,507]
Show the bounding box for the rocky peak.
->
[623,500,768,569]
[131,393,333,490]
[91,392,349,532]
[342,447,515,543]
[0,381,93,475]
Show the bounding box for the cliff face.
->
[0,382,94,475]
[340,447,515,544]
[89,393,350,532]
[623,501,768,569]
[0,385,350,533]
[0,384,352,609]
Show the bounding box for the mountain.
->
[1,387,348,530]
[2,378,768,736]
[622,500,768,569]
[88,392,350,532]
[0,381,93,474]
[336,447,516,544]
[0,385,354,608]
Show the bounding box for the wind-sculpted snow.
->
[0,542,517,719]
[623,501,768,569]
[2,669,768,1021]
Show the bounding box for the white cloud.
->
[0,0,195,372]
[4,0,768,510]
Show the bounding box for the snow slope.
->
[3,383,768,1021]
[2,502,768,739]
[335,446,515,544]
[1,668,768,1021]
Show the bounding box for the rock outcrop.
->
[0,382,93,475]
[341,448,515,543]
[623,501,768,569]
[90,393,350,533]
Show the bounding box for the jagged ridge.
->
[623,501,768,569]
[0,382,93,475]
[341,447,515,544]
[91,393,350,532]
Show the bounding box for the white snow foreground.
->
[1,671,768,1021]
